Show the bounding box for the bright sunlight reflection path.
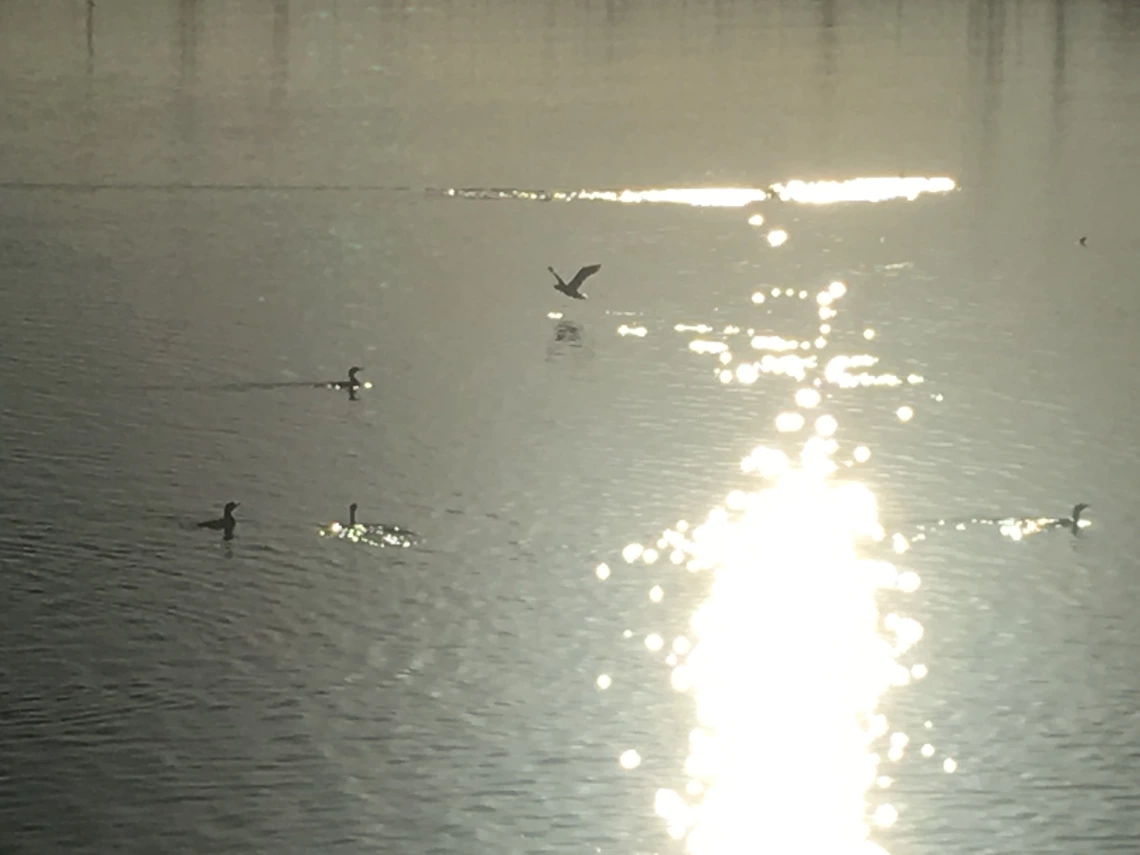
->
[593,180,958,854]
[436,176,956,220]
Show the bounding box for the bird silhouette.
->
[1053,502,1090,534]
[197,501,239,540]
[548,264,602,300]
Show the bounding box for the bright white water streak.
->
[437,176,956,208]
[771,177,957,204]
[641,476,919,854]
[607,264,954,852]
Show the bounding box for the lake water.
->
[3,1,1140,853]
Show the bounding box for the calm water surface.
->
[3,1,1140,853]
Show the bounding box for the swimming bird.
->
[1052,502,1090,534]
[1078,236,1088,247]
[326,502,418,547]
[198,501,239,539]
[548,264,602,300]
[330,366,364,390]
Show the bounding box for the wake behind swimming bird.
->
[134,365,372,396]
[992,501,1092,540]
[894,501,1093,546]
[548,264,602,300]
[321,366,373,401]
[319,502,419,548]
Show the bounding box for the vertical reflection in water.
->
[542,0,558,81]
[816,0,837,168]
[85,0,95,68]
[172,1,200,308]
[175,0,199,178]
[981,0,1005,176]
[1051,0,1067,107]
[1104,0,1140,43]
[1048,0,1068,179]
[80,0,96,184]
[270,0,290,149]
[271,0,289,108]
[712,0,731,45]
[1012,0,1024,59]
[965,0,1001,267]
[177,0,198,91]
[603,0,624,69]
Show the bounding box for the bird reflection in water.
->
[318,502,419,548]
[546,318,585,362]
[554,320,582,346]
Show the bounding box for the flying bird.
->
[548,264,602,300]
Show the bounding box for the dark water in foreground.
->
[3,1,1140,853]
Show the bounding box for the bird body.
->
[548,264,602,300]
[330,366,364,390]
[198,501,239,538]
[1052,502,1090,534]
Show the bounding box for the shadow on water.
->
[546,319,587,362]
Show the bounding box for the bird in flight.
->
[548,264,602,300]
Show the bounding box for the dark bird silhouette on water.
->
[329,366,364,391]
[1078,236,1087,247]
[548,264,602,300]
[324,366,365,401]
[198,501,239,540]
[1051,502,1090,534]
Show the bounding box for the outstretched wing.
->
[567,263,602,293]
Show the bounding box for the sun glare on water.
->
[598,181,958,853]
[624,385,920,853]
[651,482,917,854]
[438,177,955,224]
